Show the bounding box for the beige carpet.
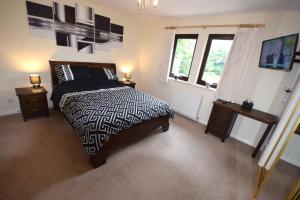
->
[0,111,298,200]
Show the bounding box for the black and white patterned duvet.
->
[59,87,173,155]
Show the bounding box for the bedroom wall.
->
[0,0,141,115]
[138,11,300,166]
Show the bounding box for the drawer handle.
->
[31,108,38,111]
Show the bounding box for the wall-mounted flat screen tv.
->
[259,33,298,71]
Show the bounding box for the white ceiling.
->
[97,0,300,16]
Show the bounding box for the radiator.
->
[170,90,202,120]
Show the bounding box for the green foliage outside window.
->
[170,35,233,84]
[202,40,233,84]
[172,38,197,77]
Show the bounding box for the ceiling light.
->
[137,0,158,12]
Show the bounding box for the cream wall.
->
[0,0,141,115]
[138,11,300,166]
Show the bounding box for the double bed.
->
[49,60,173,167]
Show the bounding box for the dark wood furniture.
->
[15,87,49,121]
[295,125,300,135]
[49,60,117,89]
[118,80,136,88]
[205,100,279,158]
[49,60,171,167]
[294,51,300,63]
[90,116,169,167]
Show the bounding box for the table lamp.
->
[124,72,131,82]
[29,74,41,88]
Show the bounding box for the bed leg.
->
[162,122,169,132]
[89,148,109,168]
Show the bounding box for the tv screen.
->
[259,33,298,71]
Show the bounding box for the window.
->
[169,34,198,81]
[197,34,234,88]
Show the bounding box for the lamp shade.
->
[124,72,131,82]
[29,74,41,88]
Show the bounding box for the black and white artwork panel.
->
[75,3,94,26]
[95,14,110,43]
[52,2,76,47]
[78,42,94,54]
[64,5,76,25]
[94,14,111,50]
[53,2,76,24]
[110,23,124,48]
[26,1,53,20]
[53,2,76,36]
[76,23,95,43]
[56,31,76,47]
[53,2,66,23]
[25,1,124,53]
[26,1,55,39]
[75,4,95,52]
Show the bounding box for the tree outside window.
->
[197,34,234,88]
[169,34,198,81]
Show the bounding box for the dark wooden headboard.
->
[49,60,116,89]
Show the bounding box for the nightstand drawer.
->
[23,108,45,115]
[22,102,46,112]
[21,95,45,106]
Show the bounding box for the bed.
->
[49,60,173,167]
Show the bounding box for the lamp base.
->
[32,84,41,89]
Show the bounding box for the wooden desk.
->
[205,100,279,158]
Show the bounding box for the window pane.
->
[202,39,233,84]
[171,38,197,77]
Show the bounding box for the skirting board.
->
[281,156,300,167]
[0,109,20,116]
[173,111,200,123]
[173,110,208,125]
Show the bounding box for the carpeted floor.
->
[0,111,298,200]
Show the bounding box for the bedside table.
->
[119,81,136,89]
[15,87,49,121]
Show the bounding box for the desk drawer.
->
[206,103,237,141]
[209,106,233,130]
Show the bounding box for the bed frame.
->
[49,60,170,167]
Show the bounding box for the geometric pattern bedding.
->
[54,64,74,84]
[59,87,174,155]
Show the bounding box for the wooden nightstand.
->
[119,81,136,89]
[15,87,49,121]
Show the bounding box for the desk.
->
[205,100,279,158]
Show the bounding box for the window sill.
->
[168,78,216,92]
